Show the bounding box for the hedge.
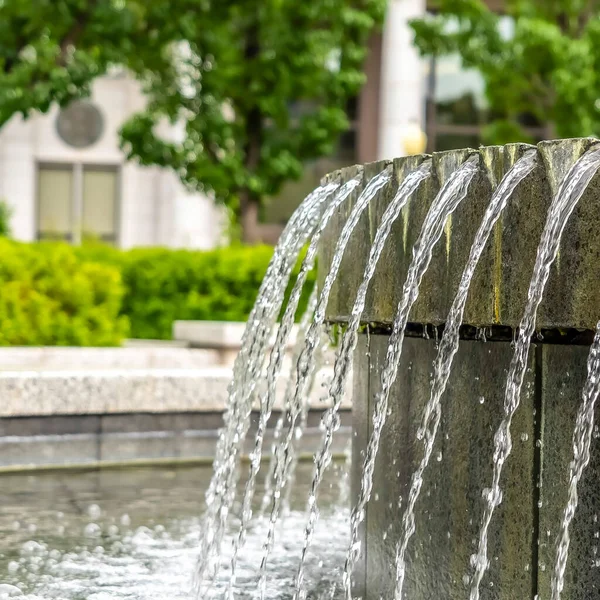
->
[76,243,316,340]
[0,241,314,345]
[0,239,128,346]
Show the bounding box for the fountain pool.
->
[0,461,349,599]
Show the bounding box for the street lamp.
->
[401,121,428,156]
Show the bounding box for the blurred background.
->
[0,0,597,345]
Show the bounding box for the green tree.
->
[0,0,204,127]
[410,0,600,145]
[120,0,386,243]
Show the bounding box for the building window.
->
[37,164,119,244]
[424,16,547,152]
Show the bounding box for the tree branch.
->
[58,0,100,65]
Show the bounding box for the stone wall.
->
[322,138,600,599]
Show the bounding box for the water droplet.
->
[84,523,101,538]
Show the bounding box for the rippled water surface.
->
[0,462,349,599]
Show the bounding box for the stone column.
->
[377,0,426,160]
[320,139,600,599]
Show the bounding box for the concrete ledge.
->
[0,426,351,471]
[0,411,352,470]
[0,366,348,418]
[173,320,299,349]
[0,347,217,371]
[319,138,600,330]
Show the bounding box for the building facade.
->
[0,72,223,249]
[0,0,509,247]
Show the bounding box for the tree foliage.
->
[0,0,384,241]
[119,0,386,241]
[0,0,205,127]
[410,0,600,144]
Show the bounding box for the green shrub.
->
[0,240,314,345]
[0,200,13,237]
[77,244,316,340]
[0,240,129,346]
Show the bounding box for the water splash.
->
[258,167,393,599]
[469,144,600,600]
[341,155,480,600]
[227,175,361,596]
[551,321,600,600]
[290,160,434,600]
[194,183,338,597]
[260,288,320,519]
[280,327,335,517]
[394,150,538,599]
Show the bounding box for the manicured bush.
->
[77,243,316,340]
[0,240,315,345]
[0,240,129,346]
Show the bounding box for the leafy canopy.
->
[0,0,206,127]
[410,0,600,144]
[0,0,384,237]
[120,0,386,212]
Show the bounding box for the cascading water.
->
[469,144,600,600]
[393,149,538,600]
[260,288,319,520]
[258,167,393,599]
[290,159,434,600]
[551,321,600,600]
[194,183,339,596]
[227,175,362,596]
[188,139,600,600]
[9,139,600,600]
[342,156,479,599]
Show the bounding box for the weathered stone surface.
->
[537,139,600,329]
[537,343,600,599]
[362,155,432,324]
[362,334,536,600]
[319,161,391,321]
[0,366,346,418]
[320,137,600,600]
[410,148,488,325]
[350,335,370,599]
[320,138,600,330]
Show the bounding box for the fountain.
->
[192,137,600,600]
[4,140,600,600]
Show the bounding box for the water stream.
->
[194,183,338,596]
[340,155,480,599]
[469,144,600,600]
[393,149,538,599]
[258,167,393,599]
[290,159,434,600]
[227,175,361,596]
[260,287,319,519]
[551,321,600,600]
